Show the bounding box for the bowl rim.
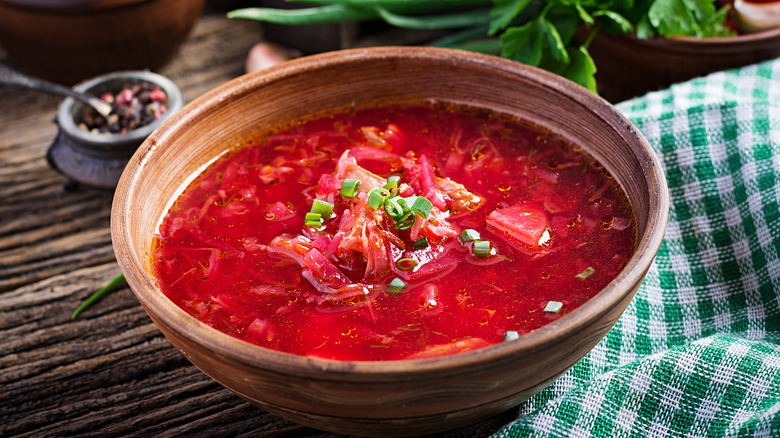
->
[112,46,669,379]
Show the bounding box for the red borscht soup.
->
[152,102,636,361]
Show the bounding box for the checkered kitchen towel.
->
[494,58,780,437]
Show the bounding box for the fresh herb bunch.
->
[228,0,734,93]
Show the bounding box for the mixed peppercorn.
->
[76,81,167,134]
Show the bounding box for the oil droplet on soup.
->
[152,102,636,361]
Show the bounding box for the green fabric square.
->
[493,58,780,438]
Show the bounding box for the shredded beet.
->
[152,103,635,361]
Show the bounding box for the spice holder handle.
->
[0,63,112,117]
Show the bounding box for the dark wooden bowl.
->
[584,26,780,102]
[112,47,669,437]
[0,0,204,85]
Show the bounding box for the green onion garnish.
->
[396,258,418,271]
[473,240,491,258]
[543,301,564,313]
[411,196,433,219]
[459,229,480,244]
[387,175,401,184]
[340,178,360,198]
[305,212,321,222]
[387,277,407,294]
[575,267,595,279]
[383,177,399,191]
[305,220,323,227]
[393,212,415,230]
[384,196,406,217]
[412,237,429,249]
[311,199,334,218]
[367,188,389,210]
[503,330,520,341]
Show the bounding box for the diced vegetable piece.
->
[412,237,429,249]
[435,176,483,214]
[311,199,334,218]
[472,240,491,258]
[340,178,360,197]
[459,228,481,244]
[411,196,433,219]
[575,267,595,279]
[335,150,387,193]
[387,277,407,294]
[302,248,352,290]
[486,205,550,247]
[543,301,564,313]
[503,330,519,341]
[305,212,321,222]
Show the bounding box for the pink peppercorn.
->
[115,88,134,106]
[149,87,166,102]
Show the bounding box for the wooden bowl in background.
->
[0,0,204,85]
[584,26,780,102]
[111,47,669,437]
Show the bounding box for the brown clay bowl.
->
[583,26,780,102]
[112,46,669,437]
[0,0,204,85]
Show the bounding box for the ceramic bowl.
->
[0,0,204,85]
[47,70,183,189]
[584,26,780,102]
[111,47,669,436]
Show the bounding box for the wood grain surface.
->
[0,3,514,437]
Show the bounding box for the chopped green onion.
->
[393,211,415,230]
[340,178,360,197]
[396,258,418,271]
[311,199,334,218]
[383,178,398,191]
[384,196,406,217]
[411,196,433,218]
[305,212,321,222]
[575,267,595,279]
[387,175,401,184]
[387,277,407,294]
[305,220,323,227]
[459,228,480,244]
[367,188,389,210]
[412,237,429,249]
[472,239,491,258]
[543,301,564,313]
[503,330,520,341]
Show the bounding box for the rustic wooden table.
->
[0,4,516,437]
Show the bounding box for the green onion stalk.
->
[228,0,735,93]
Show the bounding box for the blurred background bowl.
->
[583,25,780,102]
[0,0,204,85]
[112,46,669,436]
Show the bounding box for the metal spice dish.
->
[48,71,182,189]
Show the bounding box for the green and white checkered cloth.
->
[494,58,780,437]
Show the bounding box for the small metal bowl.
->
[47,70,183,189]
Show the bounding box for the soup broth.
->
[152,102,635,361]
